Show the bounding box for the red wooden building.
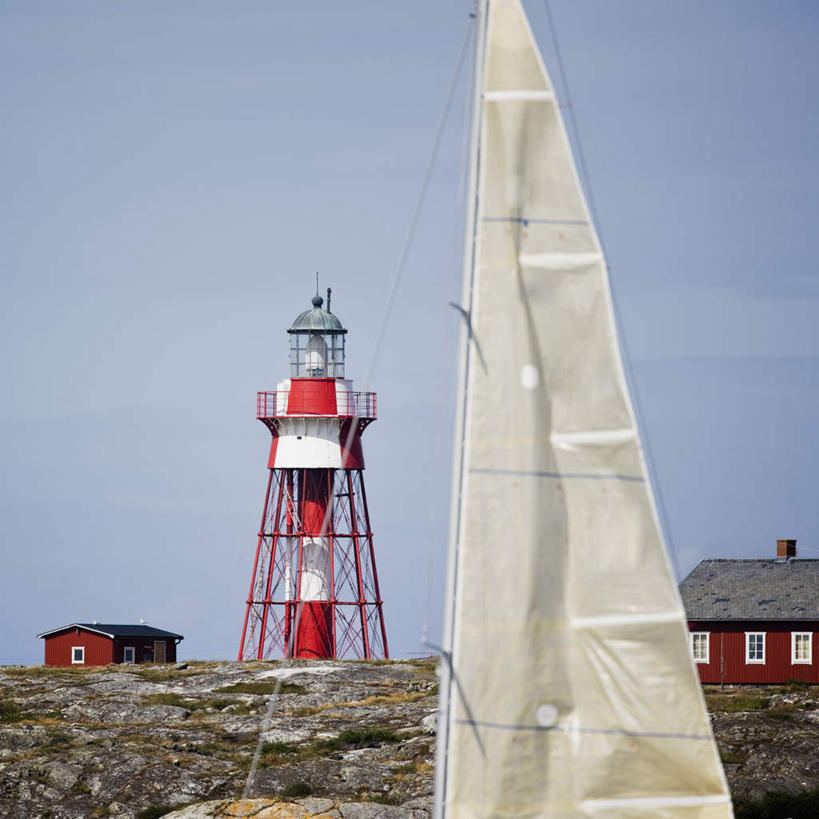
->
[680,540,819,684]
[37,623,183,667]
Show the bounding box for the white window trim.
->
[745,631,766,664]
[71,646,85,665]
[792,632,812,665]
[690,632,710,663]
[123,646,136,664]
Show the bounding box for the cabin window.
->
[71,646,85,664]
[745,632,765,664]
[690,632,709,663]
[123,646,136,664]
[792,632,812,664]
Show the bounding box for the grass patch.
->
[0,701,24,723]
[136,809,173,819]
[2,665,92,677]
[767,709,795,722]
[734,785,819,818]
[388,757,434,781]
[279,782,313,799]
[315,726,400,753]
[195,741,234,758]
[207,698,235,710]
[782,679,815,692]
[352,659,393,666]
[290,705,323,717]
[142,693,198,711]
[216,680,305,696]
[258,739,301,768]
[46,731,71,747]
[705,694,770,713]
[370,793,403,806]
[408,655,438,666]
[262,740,299,755]
[347,691,426,707]
[134,668,202,683]
[204,698,248,712]
[719,748,747,765]
[136,805,200,819]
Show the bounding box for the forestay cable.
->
[243,12,476,799]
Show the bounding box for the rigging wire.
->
[541,0,684,578]
[243,13,476,799]
[421,15,477,649]
[360,15,475,393]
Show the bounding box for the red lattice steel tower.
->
[238,291,389,660]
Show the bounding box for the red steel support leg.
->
[238,470,274,660]
[291,469,307,659]
[346,470,372,659]
[328,469,338,660]
[283,469,294,656]
[359,472,389,659]
[257,476,285,660]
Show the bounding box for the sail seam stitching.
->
[583,795,732,809]
[483,216,588,225]
[484,90,555,100]
[470,467,645,483]
[454,719,714,741]
[572,611,682,628]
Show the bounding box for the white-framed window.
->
[123,646,136,664]
[792,632,812,664]
[690,632,710,663]
[71,646,85,665]
[745,632,766,664]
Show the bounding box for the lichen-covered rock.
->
[3,663,817,817]
[0,659,437,818]
[63,700,191,724]
[0,725,49,756]
[164,798,423,818]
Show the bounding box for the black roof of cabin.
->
[679,559,819,621]
[36,623,184,640]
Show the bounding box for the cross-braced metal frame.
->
[238,468,388,660]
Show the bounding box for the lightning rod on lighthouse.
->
[238,290,389,660]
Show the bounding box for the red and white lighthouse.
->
[238,291,388,660]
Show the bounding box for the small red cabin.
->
[36,623,184,667]
[680,540,819,684]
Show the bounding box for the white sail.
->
[436,1,733,816]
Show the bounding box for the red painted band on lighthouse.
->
[287,378,338,415]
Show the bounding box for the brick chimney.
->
[777,539,797,558]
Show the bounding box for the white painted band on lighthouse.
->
[299,537,331,601]
[273,417,345,468]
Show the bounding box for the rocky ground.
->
[0,659,436,818]
[1,659,819,818]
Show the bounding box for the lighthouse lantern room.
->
[289,293,346,378]
[238,290,388,661]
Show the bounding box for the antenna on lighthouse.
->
[315,270,319,296]
[326,287,332,313]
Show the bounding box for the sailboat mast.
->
[433,2,489,817]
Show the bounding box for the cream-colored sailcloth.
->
[440,1,732,816]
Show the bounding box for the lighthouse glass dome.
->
[288,295,347,378]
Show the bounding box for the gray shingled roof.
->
[679,559,819,620]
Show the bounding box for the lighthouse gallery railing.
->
[257,390,377,420]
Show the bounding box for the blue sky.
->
[1,1,817,663]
